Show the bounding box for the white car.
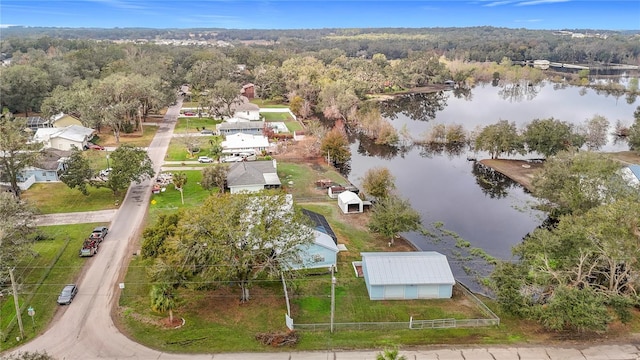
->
[198,156,214,163]
[99,168,112,177]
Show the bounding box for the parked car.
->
[198,156,214,163]
[200,129,214,135]
[57,284,78,305]
[90,226,108,242]
[184,111,195,116]
[86,143,105,150]
[99,168,112,177]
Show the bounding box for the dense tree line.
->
[3,26,639,65]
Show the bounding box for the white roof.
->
[313,230,339,252]
[362,252,455,286]
[338,190,361,203]
[34,125,94,143]
[222,133,269,149]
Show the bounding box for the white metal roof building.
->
[221,133,271,154]
[361,252,455,300]
[337,190,363,214]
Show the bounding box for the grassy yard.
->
[93,125,159,148]
[277,162,348,201]
[251,99,288,107]
[173,117,221,134]
[1,223,105,348]
[165,137,222,162]
[147,170,213,223]
[21,183,124,214]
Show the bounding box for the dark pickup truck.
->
[90,226,108,242]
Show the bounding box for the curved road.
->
[6,101,640,360]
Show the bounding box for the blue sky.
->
[1,1,638,30]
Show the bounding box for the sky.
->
[0,0,638,31]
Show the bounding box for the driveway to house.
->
[7,99,640,359]
[35,209,117,226]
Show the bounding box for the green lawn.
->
[165,137,222,162]
[261,112,292,121]
[251,99,288,107]
[1,223,105,347]
[21,183,124,214]
[147,170,214,223]
[93,125,159,148]
[173,117,221,134]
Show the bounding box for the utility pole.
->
[330,265,336,333]
[9,268,24,340]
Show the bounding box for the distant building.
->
[241,83,255,99]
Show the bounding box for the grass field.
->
[21,183,124,214]
[1,223,106,348]
[173,117,221,134]
[93,125,158,148]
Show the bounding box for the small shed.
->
[337,191,363,214]
[361,252,455,300]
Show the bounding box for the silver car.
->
[57,284,78,305]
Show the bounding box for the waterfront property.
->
[360,252,455,300]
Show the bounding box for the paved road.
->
[6,99,640,360]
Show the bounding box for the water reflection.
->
[471,161,517,199]
[497,79,542,102]
[345,81,638,294]
[379,91,448,121]
[417,142,466,159]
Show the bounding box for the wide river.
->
[345,79,640,294]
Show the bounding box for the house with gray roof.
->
[14,149,71,189]
[217,121,265,136]
[226,160,281,194]
[360,252,455,300]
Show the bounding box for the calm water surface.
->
[346,81,639,294]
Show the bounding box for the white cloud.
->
[516,0,571,6]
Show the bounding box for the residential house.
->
[33,125,96,151]
[241,83,255,99]
[50,113,83,128]
[289,229,339,271]
[226,160,281,194]
[221,132,271,156]
[359,252,455,300]
[16,149,71,187]
[233,101,260,121]
[217,121,265,136]
[288,209,340,270]
[301,209,338,245]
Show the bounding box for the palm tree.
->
[376,348,407,360]
[172,172,188,205]
[150,283,177,324]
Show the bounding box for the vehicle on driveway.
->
[198,156,214,163]
[90,226,108,242]
[85,143,105,150]
[200,129,214,135]
[57,284,78,305]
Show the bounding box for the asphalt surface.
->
[5,99,640,360]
